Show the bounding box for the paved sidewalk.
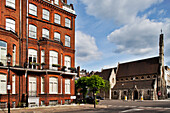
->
[0,104,107,113]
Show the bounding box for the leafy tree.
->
[76,76,89,103]
[87,75,105,94]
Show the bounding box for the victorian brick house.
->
[112,33,166,100]
[0,0,76,108]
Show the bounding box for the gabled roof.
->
[112,80,155,90]
[116,56,160,78]
[94,68,117,80]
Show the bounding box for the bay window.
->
[6,18,15,33]
[0,41,7,66]
[49,51,58,70]
[0,74,7,94]
[28,49,37,69]
[64,56,71,68]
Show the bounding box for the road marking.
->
[121,108,144,112]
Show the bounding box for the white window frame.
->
[29,24,37,39]
[54,32,60,41]
[0,74,7,94]
[29,77,37,96]
[49,51,58,70]
[12,44,16,66]
[42,28,49,39]
[6,18,15,33]
[41,50,45,69]
[29,3,37,16]
[65,35,70,47]
[6,0,15,9]
[54,14,60,24]
[61,54,63,67]
[64,56,71,68]
[54,0,59,5]
[28,49,37,69]
[0,41,7,66]
[65,79,70,94]
[49,77,58,94]
[65,18,71,28]
[60,78,62,94]
[12,75,15,94]
[41,77,45,94]
[42,9,50,21]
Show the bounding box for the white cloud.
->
[80,0,163,24]
[107,18,170,56]
[76,31,102,62]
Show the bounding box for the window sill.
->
[5,5,16,11]
[28,13,37,18]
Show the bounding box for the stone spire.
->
[159,33,164,66]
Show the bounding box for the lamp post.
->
[6,53,12,113]
[93,87,97,108]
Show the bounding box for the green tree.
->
[76,76,89,103]
[87,75,105,94]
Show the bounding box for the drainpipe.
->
[25,0,29,107]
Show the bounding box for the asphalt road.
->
[1,100,170,113]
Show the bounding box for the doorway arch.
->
[134,90,138,100]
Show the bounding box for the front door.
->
[134,90,138,100]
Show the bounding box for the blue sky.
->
[68,0,170,71]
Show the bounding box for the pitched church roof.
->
[94,68,117,80]
[113,79,155,90]
[116,56,160,78]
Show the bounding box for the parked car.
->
[86,96,100,104]
[96,96,104,100]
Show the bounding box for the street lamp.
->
[93,87,97,108]
[6,53,12,113]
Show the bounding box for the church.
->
[111,33,166,100]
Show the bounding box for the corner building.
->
[0,0,76,108]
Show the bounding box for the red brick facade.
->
[0,0,76,108]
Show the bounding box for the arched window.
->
[49,51,58,70]
[29,24,37,39]
[6,18,15,33]
[42,28,49,39]
[54,32,60,41]
[0,41,7,66]
[49,77,58,94]
[29,4,37,16]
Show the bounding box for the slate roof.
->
[116,56,160,78]
[94,68,117,80]
[112,80,155,90]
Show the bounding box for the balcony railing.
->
[39,37,63,46]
